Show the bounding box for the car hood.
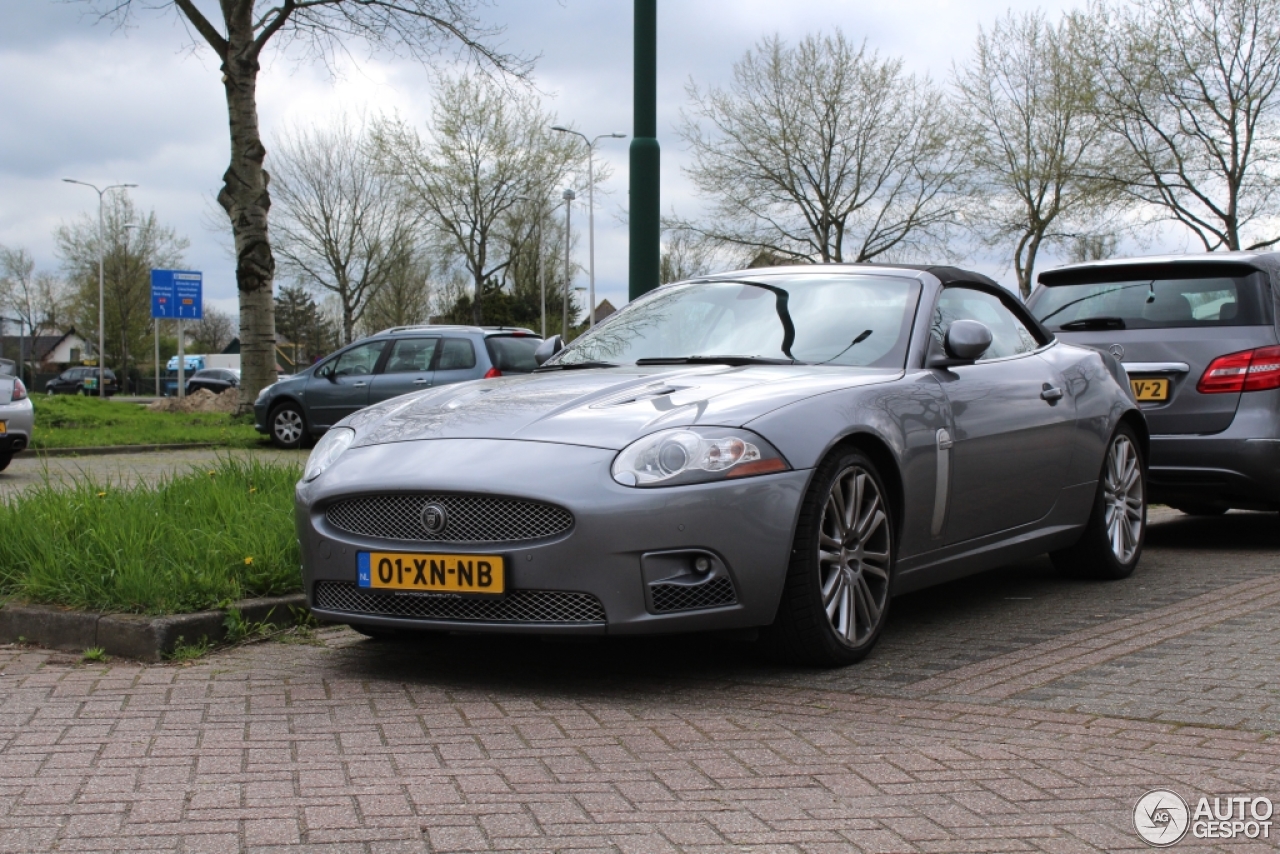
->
[345,364,902,451]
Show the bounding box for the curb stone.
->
[0,594,307,662]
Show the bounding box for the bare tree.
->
[188,306,238,354]
[272,117,421,344]
[1082,0,1280,250]
[954,11,1117,297]
[659,227,727,284]
[359,250,435,334]
[57,193,187,384]
[373,76,586,325]
[77,1,525,411]
[676,31,969,265]
[0,248,68,380]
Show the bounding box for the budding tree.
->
[676,31,969,264]
[1083,0,1280,250]
[954,11,1116,297]
[77,0,524,411]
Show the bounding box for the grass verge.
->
[30,396,266,450]
[0,457,302,614]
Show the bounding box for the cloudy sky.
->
[1,0,1182,328]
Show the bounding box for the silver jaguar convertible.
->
[296,265,1148,665]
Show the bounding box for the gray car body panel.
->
[1029,251,1280,509]
[297,265,1142,635]
[0,376,34,457]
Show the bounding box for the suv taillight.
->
[1197,346,1280,394]
[11,379,26,401]
[483,367,502,379]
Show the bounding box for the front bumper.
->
[296,439,809,635]
[1148,388,1280,510]
[0,399,34,454]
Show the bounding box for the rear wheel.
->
[764,448,895,666]
[1051,423,1146,580]
[269,402,307,450]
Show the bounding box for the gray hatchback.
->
[1028,252,1280,514]
[254,325,542,448]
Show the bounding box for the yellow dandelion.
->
[249,487,257,494]
[96,492,107,498]
[208,470,216,477]
[244,557,254,565]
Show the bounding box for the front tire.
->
[1051,423,1146,580]
[764,448,895,666]
[269,402,307,450]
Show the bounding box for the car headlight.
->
[612,427,790,487]
[303,427,355,482]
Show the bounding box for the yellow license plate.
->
[358,551,505,596]
[1130,377,1170,401]
[0,422,6,434]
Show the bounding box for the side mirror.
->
[534,335,564,366]
[929,320,993,368]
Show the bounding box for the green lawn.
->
[30,395,266,450]
[0,457,302,615]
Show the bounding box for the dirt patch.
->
[145,389,240,414]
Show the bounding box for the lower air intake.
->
[650,576,738,613]
[314,581,606,624]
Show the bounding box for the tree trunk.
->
[217,9,277,414]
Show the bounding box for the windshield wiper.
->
[635,355,800,366]
[534,360,618,372]
[1058,316,1127,331]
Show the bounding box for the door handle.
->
[413,379,431,385]
[353,381,368,388]
[1040,384,1063,403]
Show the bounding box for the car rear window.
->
[437,338,477,370]
[485,335,541,373]
[1031,266,1271,331]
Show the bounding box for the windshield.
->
[553,275,921,368]
[1031,274,1269,330]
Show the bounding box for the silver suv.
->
[1028,252,1280,514]
[254,325,542,449]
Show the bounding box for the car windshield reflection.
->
[552,274,921,369]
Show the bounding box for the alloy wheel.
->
[1103,433,1144,563]
[817,465,892,646]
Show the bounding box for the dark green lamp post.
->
[629,0,660,301]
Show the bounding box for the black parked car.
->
[45,366,119,397]
[186,368,240,395]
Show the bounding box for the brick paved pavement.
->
[0,508,1277,853]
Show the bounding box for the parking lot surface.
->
[0,477,1277,851]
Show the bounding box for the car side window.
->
[933,287,1040,360]
[383,338,439,374]
[330,341,387,377]
[437,338,477,371]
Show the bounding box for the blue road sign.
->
[151,270,203,320]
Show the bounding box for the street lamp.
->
[561,188,576,340]
[62,178,137,399]
[551,127,626,328]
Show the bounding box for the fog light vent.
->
[650,576,737,613]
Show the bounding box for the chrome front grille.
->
[650,576,738,613]
[325,494,573,543]
[314,582,606,624]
